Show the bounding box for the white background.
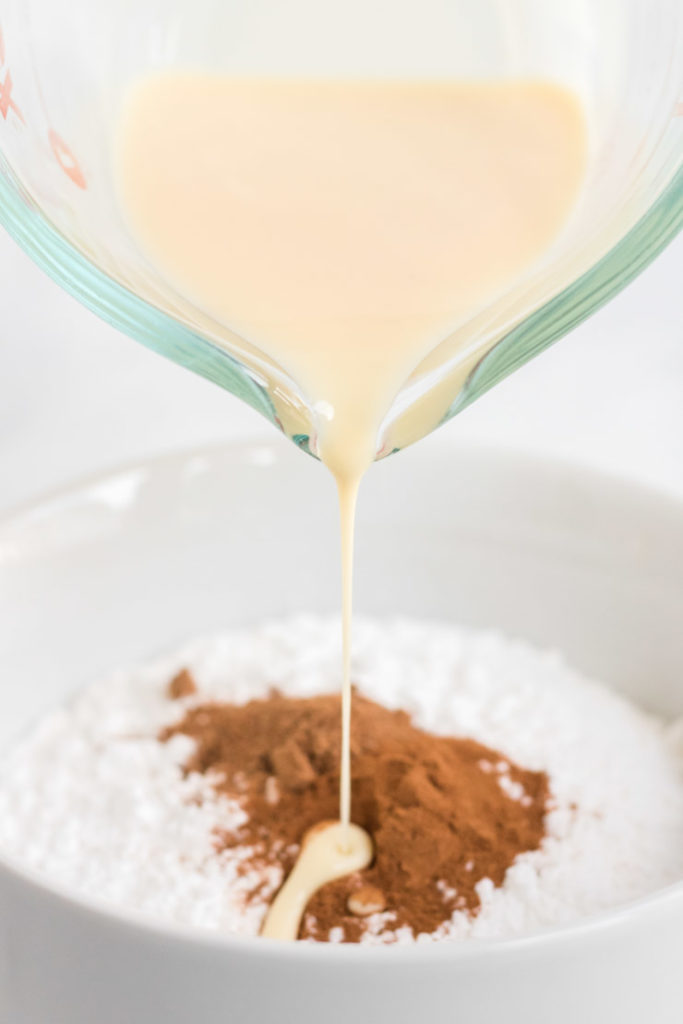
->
[0,230,681,513]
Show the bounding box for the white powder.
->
[0,616,682,944]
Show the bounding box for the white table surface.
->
[0,230,681,513]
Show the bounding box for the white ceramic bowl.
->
[0,440,681,1024]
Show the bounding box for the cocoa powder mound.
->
[161,684,549,942]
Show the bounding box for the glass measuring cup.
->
[0,0,680,461]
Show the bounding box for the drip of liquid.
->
[118,76,587,923]
[337,476,359,833]
[261,822,373,940]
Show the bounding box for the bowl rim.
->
[0,438,682,962]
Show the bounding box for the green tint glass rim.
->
[0,161,277,426]
[452,164,683,420]
[0,157,681,448]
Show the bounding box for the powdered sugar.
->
[0,616,681,944]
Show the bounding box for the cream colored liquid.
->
[261,822,373,940]
[118,77,586,928]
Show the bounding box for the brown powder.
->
[167,668,198,700]
[161,686,549,942]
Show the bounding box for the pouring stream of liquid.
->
[118,76,587,934]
